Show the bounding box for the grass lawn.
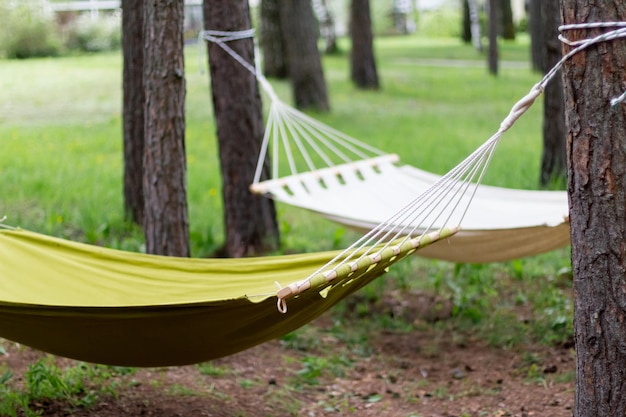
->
[0,33,573,346]
[0,34,577,416]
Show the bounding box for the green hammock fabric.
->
[0,227,454,367]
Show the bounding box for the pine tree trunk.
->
[561,1,626,415]
[499,0,515,40]
[204,0,280,258]
[142,0,189,257]
[279,0,330,111]
[260,0,288,79]
[350,0,379,90]
[539,0,565,187]
[528,0,544,72]
[462,0,472,44]
[487,0,499,75]
[122,0,144,225]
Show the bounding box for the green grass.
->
[0,34,574,415]
[0,34,572,349]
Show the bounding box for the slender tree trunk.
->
[468,0,483,52]
[122,0,144,225]
[350,0,379,90]
[462,0,472,44]
[313,0,338,54]
[260,0,287,78]
[561,2,626,415]
[142,0,189,257]
[499,0,515,40]
[528,0,544,72]
[204,0,280,258]
[487,0,499,75]
[279,0,330,112]
[539,0,565,188]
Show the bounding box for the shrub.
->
[64,12,122,53]
[0,2,62,59]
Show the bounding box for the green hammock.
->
[0,226,455,367]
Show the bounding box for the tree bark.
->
[528,0,544,72]
[204,0,280,258]
[142,0,189,257]
[487,0,499,75]
[260,0,288,79]
[561,2,626,415]
[122,0,144,225]
[279,0,330,112]
[350,0,379,90]
[539,0,566,188]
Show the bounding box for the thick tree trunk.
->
[350,0,379,90]
[487,0,499,75]
[204,0,280,258]
[142,0,189,257]
[561,2,626,415]
[122,0,144,225]
[260,0,287,79]
[528,0,544,72]
[539,0,566,188]
[279,0,330,112]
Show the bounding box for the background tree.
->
[260,0,287,78]
[487,0,499,75]
[142,0,189,257]
[350,0,379,90]
[499,0,515,40]
[462,0,472,44]
[279,0,330,111]
[313,0,338,54]
[121,0,144,225]
[204,0,280,258]
[467,0,483,52]
[528,0,544,72]
[539,0,565,187]
[561,1,626,415]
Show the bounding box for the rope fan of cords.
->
[202,29,570,264]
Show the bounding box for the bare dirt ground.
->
[1,298,575,417]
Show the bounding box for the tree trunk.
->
[528,0,544,72]
[561,2,626,415]
[499,0,515,40]
[468,0,483,52]
[204,0,280,258]
[279,0,330,112]
[260,0,288,79]
[313,0,338,54]
[122,0,144,225]
[487,0,499,75]
[539,0,565,188]
[350,0,379,90]
[462,0,472,44]
[142,0,189,257]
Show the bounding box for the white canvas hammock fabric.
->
[202,30,571,263]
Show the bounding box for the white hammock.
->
[202,30,571,264]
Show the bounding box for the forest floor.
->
[1,290,575,417]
